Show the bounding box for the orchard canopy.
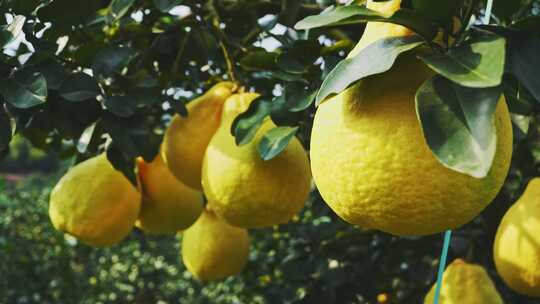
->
[1,0,540,304]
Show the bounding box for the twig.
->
[207,0,238,83]
[172,30,191,74]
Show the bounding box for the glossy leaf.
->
[153,0,183,12]
[109,0,136,21]
[284,83,316,112]
[258,126,299,161]
[106,142,137,186]
[0,71,47,109]
[507,34,540,102]
[412,0,463,25]
[316,35,423,105]
[415,75,502,178]
[294,5,437,40]
[104,96,136,117]
[92,46,137,77]
[59,73,101,102]
[240,50,279,71]
[420,33,505,88]
[231,97,274,146]
[0,15,24,48]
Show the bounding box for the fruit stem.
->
[433,230,453,304]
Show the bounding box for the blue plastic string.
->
[433,230,453,304]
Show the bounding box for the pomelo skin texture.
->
[182,209,249,281]
[424,259,504,304]
[162,81,237,190]
[136,154,203,234]
[309,0,513,236]
[49,154,141,247]
[202,93,312,228]
[494,178,540,297]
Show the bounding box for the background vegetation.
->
[1,0,540,303]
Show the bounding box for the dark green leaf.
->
[284,83,316,112]
[507,34,540,102]
[240,50,279,71]
[492,0,528,21]
[29,60,68,90]
[153,0,183,13]
[38,0,102,27]
[316,35,423,105]
[276,40,321,74]
[258,126,299,161]
[420,33,505,88]
[502,75,535,115]
[512,16,540,33]
[109,0,136,21]
[106,142,137,186]
[92,46,137,77]
[0,71,47,109]
[276,52,307,74]
[59,73,101,102]
[294,5,437,40]
[412,0,463,25]
[104,95,137,117]
[415,75,502,178]
[0,15,24,48]
[0,106,12,152]
[231,97,274,146]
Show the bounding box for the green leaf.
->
[294,5,437,40]
[0,106,12,152]
[240,50,279,71]
[283,83,316,112]
[0,71,47,109]
[0,15,24,48]
[153,0,184,13]
[104,95,136,117]
[420,32,505,88]
[38,0,102,28]
[92,46,137,77]
[276,40,321,74]
[412,0,463,25]
[492,0,528,21]
[512,16,540,33]
[59,73,101,102]
[316,35,423,105]
[507,34,540,102]
[106,142,137,186]
[258,126,299,161]
[502,75,535,115]
[29,60,68,90]
[415,75,502,178]
[109,0,136,21]
[231,97,273,146]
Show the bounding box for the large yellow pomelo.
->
[309,0,513,236]
[49,154,141,247]
[202,93,311,228]
[424,259,503,303]
[494,178,540,297]
[136,154,203,234]
[162,81,237,190]
[182,208,249,281]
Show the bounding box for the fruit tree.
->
[1,0,540,303]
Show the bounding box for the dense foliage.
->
[1,0,540,303]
